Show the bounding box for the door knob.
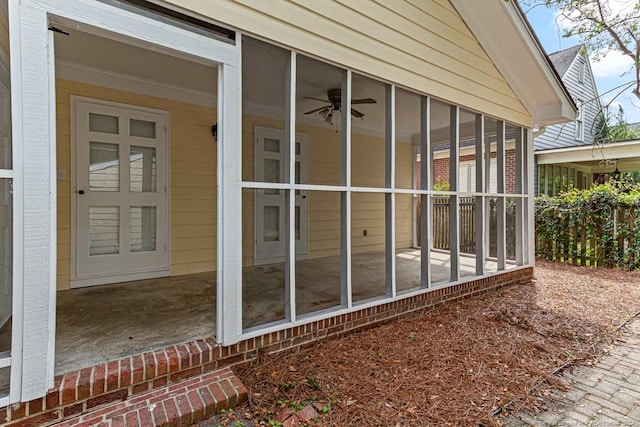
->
[78,190,85,195]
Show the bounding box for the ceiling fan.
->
[303,88,376,124]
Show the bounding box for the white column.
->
[217,48,243,346]
[11,2,56,400]
[385,85,395,297]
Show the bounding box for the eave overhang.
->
[450,0,577,127]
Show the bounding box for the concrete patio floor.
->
[54,249,497,375]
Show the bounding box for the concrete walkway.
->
[508,319,640,426]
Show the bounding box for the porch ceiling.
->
[54,27,481,145]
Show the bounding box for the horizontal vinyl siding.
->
[56,79,217,290]
[164,0,531,126]
[535,55,599,151]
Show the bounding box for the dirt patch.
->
[202,260,640,426]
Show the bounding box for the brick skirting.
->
[1,267,532,426]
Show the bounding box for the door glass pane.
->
[130,146,156,192]
[130,206,157,252]
[0,179,12,354]
[264,206,280,242]
[0,79,11,169]
[90,142,119,191]
[295,161,301,196]
[89,113,119,134]
[130,119,156,138]
[89,206,120,255]
[264,159,280,195]
[264,138,280,153]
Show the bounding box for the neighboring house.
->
[534,45,616,195]
[0,0,575,424]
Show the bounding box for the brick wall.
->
[430,150,516,193]
[0,267,533,426]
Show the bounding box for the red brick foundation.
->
[1,267,532,426]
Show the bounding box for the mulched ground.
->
[199,260,640,426]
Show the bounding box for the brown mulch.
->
[225,260,640,426]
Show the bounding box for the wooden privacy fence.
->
[535,203,640,269]
[431,196,476,254]
[424,197,517,259]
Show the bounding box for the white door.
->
[254,127,308,264]
[73,99,169,286]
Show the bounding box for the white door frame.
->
[71,97,170,288]
[10,0,240,400]
[254,126,308,265]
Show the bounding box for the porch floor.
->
[55,249,497,375]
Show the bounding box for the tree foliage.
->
[521,0,640,101]
[594,104,640,142]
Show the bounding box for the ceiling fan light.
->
[325,112,333,124]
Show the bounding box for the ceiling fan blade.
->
[351,98,377,105]
[304,106,329,115]
[351,108,365,118]
[304,97,331,103]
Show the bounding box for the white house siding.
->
[535,53,599,151]
[162,0,532,127]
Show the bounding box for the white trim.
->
[0,170,12,178]
[55,60,217,108]
[535,139,640,164]
[216,36,242,346]
[14,0,240,397]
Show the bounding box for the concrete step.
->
[49,367,247,427]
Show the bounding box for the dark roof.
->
[548,45,583,78]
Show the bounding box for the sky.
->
[523,1,640,123]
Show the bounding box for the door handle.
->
[78,190,85,195]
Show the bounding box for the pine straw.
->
[234,260,640,426]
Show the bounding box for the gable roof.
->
[548,45,583,78]
[451,0,577,127]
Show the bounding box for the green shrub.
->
[534,180,640,269]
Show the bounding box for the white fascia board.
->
[535,139,640,164]
[450,0,576,126]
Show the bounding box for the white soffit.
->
[536,139,640,164]
[450,0,576,127]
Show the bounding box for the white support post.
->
[284,51,296,322]
[217,57,243,346]
[527,128,535,266]
[420,96,431,288]
[385,85,395,297]
[515,127,524,266]
[449,105,459,282]
[496,120,506,271]
[11,2,55,400]
[340,70,352,308]
[474,114,485,276]
[484,117,492,258]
